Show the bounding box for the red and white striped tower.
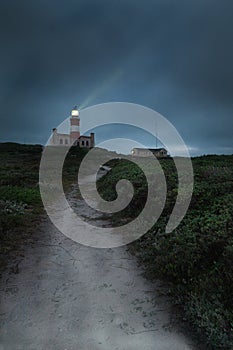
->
[70,106,80,145]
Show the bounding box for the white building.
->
[50,106,95,148]
[131,147,168,158]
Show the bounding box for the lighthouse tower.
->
[70,106,80,145]
[50,106,94,147]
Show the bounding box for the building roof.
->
[79,135,92,139]
[52,132,93,140]
[132,147,167,152]
[54,133,70,137]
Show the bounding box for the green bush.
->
[0,186,41,205]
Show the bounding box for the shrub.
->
[98,155,233,348]
[0,186,41,205]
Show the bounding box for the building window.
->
[81,140,85,146]
[60,139,63,144]
[65,139,68,145]
[86,140,89,146]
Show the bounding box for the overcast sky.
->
[0,0,232,155]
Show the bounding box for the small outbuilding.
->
[131,147,168,158]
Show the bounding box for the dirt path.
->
[0,179,199,350]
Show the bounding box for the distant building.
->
[50,106,95,148]
[131,147,168,158]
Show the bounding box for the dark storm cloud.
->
[0,0,232,153]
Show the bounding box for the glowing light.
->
[71,109,79,117]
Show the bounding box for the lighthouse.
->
[50,106,94,147]
[70,106,80,145]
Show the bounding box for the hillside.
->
[0,143,88,269]
[0,143,233,348]
[97,154,233,349]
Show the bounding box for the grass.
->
[97,154,233,349]
[1,142,233,348]
[0,143,43,267]
[0,143,87,270]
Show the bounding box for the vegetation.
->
[98,155,233,349]
[0,143,86,269]
[0,143,42,263]
[1,142,232,348]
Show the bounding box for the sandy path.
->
[0,176,198,350]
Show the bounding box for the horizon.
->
[1,140,232,158]
[1,1,232,155]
